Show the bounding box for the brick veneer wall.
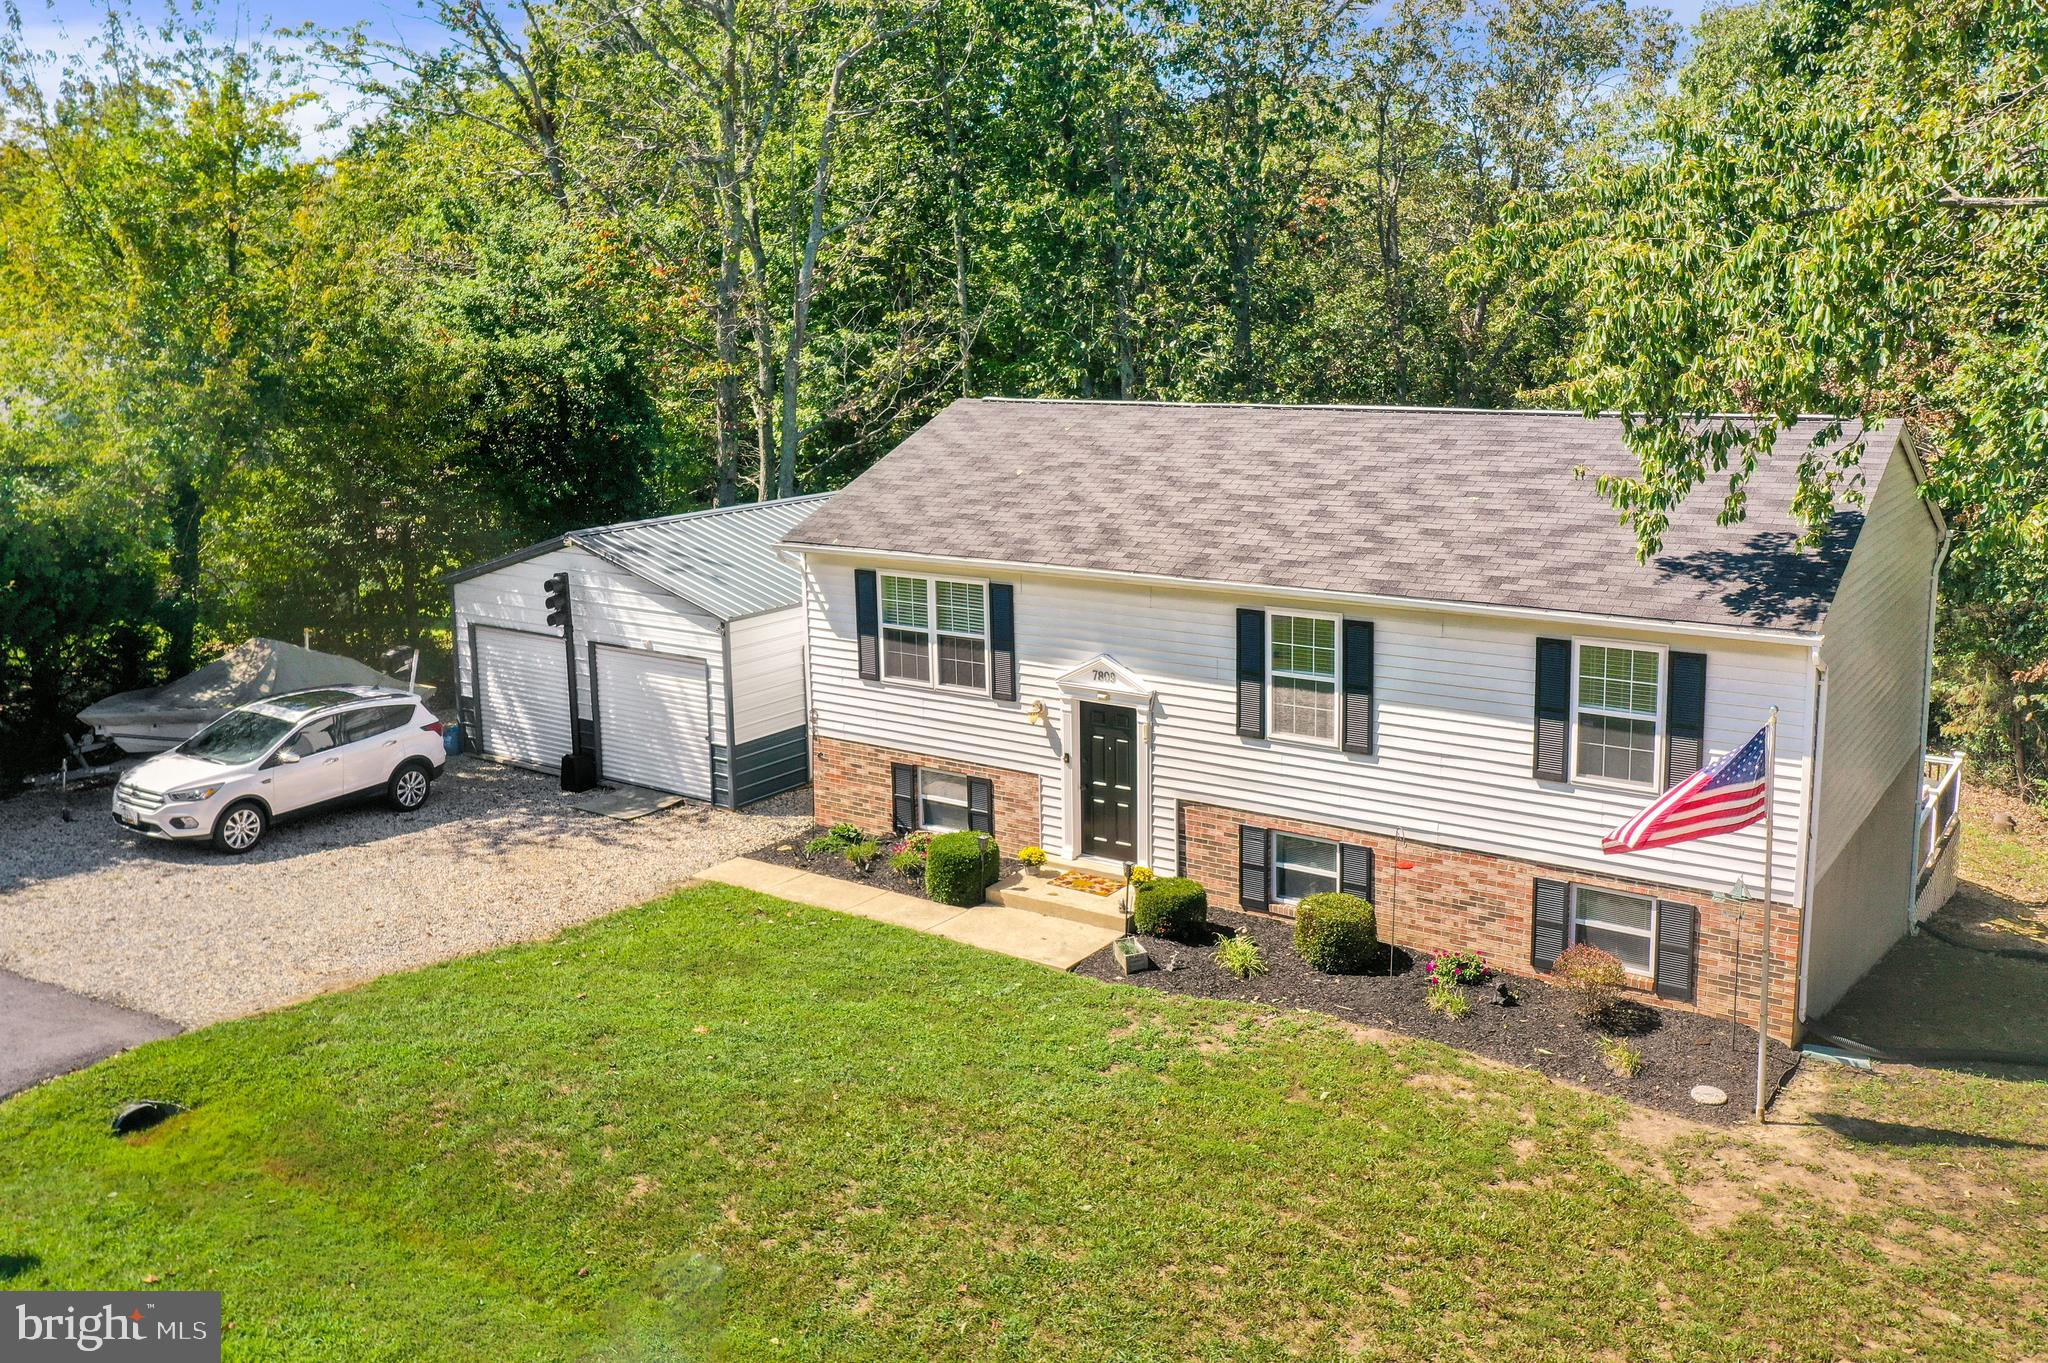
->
[1180,801,1803,1043]
[812,734,1042,853]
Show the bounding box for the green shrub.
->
[1553,945,1627,1024]
[803,833,847,859]
[1214,933,1268,980]
[843,839,881,871]
[1292,893,1379,974]
[1425,979,1470,1019]
[888,849,924,877]
[925,831,999,907]
[828,822,863,842]
[1425,949,1491,987]
[1598,1035,1643,1077]
[1133,877,1208,941]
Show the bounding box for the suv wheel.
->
[388,760,432,812]
[213,800,268,854]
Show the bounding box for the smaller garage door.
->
[595,646,712,799]
[475,627,572,769]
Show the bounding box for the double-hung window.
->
[1574,642,1661,787]
[1271,832,1340,903]
[1269,612,1338,743]
[919,769,973,831]
[880,575,990,691]
[1572,886,1655,975]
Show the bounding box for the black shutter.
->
[967,777,994,834]
[1531,877,1570,970]
[1533,638,1571,782]
[855,569,881,681]
[989,583,1017,701]
[1236,609,1266,738]
[891,763,915,833]
[1666,652,1707,788]
[1342,619,1375,755]
[1238,824,1269,910]
[1654,900,1698,1002]
[1340,843,1374,901]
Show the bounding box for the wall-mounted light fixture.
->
[1026,699,1047,726]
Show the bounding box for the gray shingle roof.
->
[449,494,830,621]
[782,400,1906,633]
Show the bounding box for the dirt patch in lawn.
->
[1072,906,1797,1127]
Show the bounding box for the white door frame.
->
[1055,654,1155,871]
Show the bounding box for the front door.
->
[1080,702,1137,863]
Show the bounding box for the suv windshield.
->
[177,708,294,765]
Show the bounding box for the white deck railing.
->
[1915,751,1964,881]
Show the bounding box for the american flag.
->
[1602,725,1770,854]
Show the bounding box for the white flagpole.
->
[1754,706,1779,1124]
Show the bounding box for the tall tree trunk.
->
[937,9,974,398]
[779,52,853,498]
[166,473,204,676]
[1105,100,1139,398]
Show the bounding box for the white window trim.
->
[1270,830,1341,906]
[1265,608,1343,749]
[1569,637,1667,792]
[1570,884,1657,980]
[878,572,991,695]
[917,767,973,831]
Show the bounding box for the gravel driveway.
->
[0,757,809,1026]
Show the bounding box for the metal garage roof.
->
[447,494,831,622]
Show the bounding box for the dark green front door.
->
[1080,703,1137,862]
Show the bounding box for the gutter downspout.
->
[1795,653,1828,1024]
[1909,533,1953,934]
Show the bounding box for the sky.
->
[11,0,1718,154]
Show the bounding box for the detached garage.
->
[447,495,827,807]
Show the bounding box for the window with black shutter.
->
[1339,843,1374,900]
[989,584,1017,702]
[1341,619,1375,755]
[890,763,915,832]
[1665,652,1707,787]
[1653,900,1698,1002]
[1531,877,1569,969]
[1236,609,1266,738]
[856,569,881,681]
[1238,824,1269,910]
[1533,638,1571,782]
[967,777,994,834]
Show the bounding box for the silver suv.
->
[112,687,447,853]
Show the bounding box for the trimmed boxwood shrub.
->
[925,831,1000,907]
[1133,877,1208,941]
[1293,892,1379,973]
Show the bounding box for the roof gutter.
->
[782,543,1825,648]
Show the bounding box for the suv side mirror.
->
[272,750,301,766]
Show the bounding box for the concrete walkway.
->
[700,857,1122,970]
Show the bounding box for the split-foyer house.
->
[781,399,1953,1043]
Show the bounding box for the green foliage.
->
[1552,945,1627,1024]
[1132,877,1209,941]
[888,849,925,877]
[1214,933,1269,981]
[1018,846,1048,869]
[924,831,997,907]
[1292,893,1379,974]
[829,823,864,843]
[1426,979,1471,1019]
[804,832,854,859]
[1425,949,1492,987]
[1598,1035,1644,1077]
[843,840,882,871]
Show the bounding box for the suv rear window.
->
[341,705,415,745]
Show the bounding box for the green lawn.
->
[3,883,2043,1361]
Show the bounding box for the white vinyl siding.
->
[727,607,808,744]
[804,554,1815,898]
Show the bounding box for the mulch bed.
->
[746,827,1026,905]
[1073,906,1800,1127]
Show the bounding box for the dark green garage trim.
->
[717,724,810,808]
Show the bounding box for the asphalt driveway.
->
[0,971,180,1099]
[0,756,809,1027]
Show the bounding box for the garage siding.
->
[453,545,729,773]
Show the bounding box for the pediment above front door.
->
[1055,654,1154,706]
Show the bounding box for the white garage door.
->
[595,647,712,799]
[474,627,572,769]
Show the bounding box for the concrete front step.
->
[990,870,1130,932]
